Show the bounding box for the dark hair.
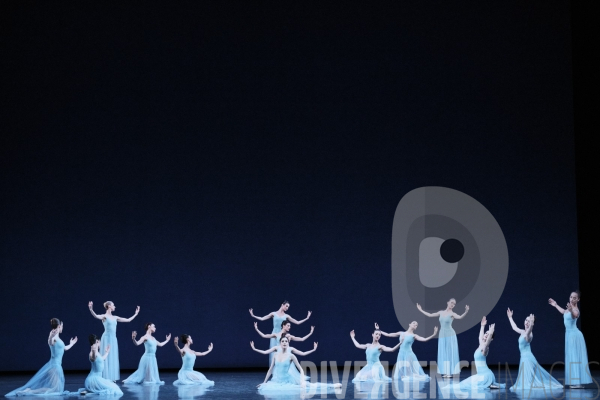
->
[89,334,99,346]
[373,329,381,334]
[282,300,290,306]
[281,319,291,329]
[279,335,290,343]
[574,290,581,300]
[144,322,153,331]
[180,334,190,344]
[50,318,61,329]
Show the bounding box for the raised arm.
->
[254,322,276,338]
[415,326,438,342]
[416,303,440,318]
[250,341,278,355]
[452,305,470,320]
[291,342,318,356]
[374,322,402,337]
[116,306,140,323]
[285,311,312,325]
[249,309,273,321]
[524,314,534,340]
[194,343,213,357]
[132,331,147,346]
[157,334,171,347]
[479,317,487,342]
[380,342,401,352]
[548,298,566,314]
[48,329,59,346]
[64,336,78,351]
[291,326,314,342]
[350,330,367,349]
[566,302,580,319]
[101,345,111,360]
[88,301,104,320]
[484,324,495,347]
[173,337,184,356]
[506,308,524,335]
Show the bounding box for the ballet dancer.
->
[249,301,311,366]
[374,322,437,381]
[88,301,140,381]
[5,318,77,397]
[257,336,341,394]
[78,334,123,396]
[507,308,562,392]
[446,317,504,392]
[122,322,171,385]
[254,321,314,345]
[173,334,214,386]
[549,290,591,388]
[417,299,469,377]
[350,329,401,382]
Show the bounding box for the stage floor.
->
[0,369,597,399]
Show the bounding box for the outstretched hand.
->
[374,322,380,329]
[69,337,78,345]
[465,305,470,312]
[249,308,255,316]
[488,323,495,333]
[105,344,111,353]
[306,311,312,319]
[566,302,573,311]
[165,334,172,342]
[250,341,255,348]
[528,314,535,326]
[548,298,557,307]
[88,301,93,310]
[135,306,140,314]
[310,326,315,333]
[506,308,513,318]
[350,330,355,338]
[313,342,318,349]
[174,337,179,345]
[416,303,422,311]
[208,343,213,351]
[132,331,137,339]
[481,316,487,326]
[433,326,439,334]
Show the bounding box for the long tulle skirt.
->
[352,361,392,383]
[122,354,164,385]
[259,381,340,395]
[78,372,123,396]
[173,369,215,386]
[5,361,67,397]
[510,354,563,393]
[101,332,120,381]
[452,367,505,391]
[394,349,429,381]
[438,329,460,375]
[565,328,592,385]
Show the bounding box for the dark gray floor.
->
[1,369,597,400]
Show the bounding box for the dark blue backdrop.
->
[0,2,578,372]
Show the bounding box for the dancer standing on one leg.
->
[416,299,468,377]
[350,329,400,382]
[507,308,562,392]
[123,323,170,385]
[173,334,214,386]
[447,317,504,392]
[549,290,591,389]
[88,301,140,381]
[78,335,123,396]
[249,301,311,366]
[257,336,341,394]
[375,322,437,381]
[5,318,77,397]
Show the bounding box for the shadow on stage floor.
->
[0,368,597,400]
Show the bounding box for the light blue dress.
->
[269,313,288,366]
[5,338,68,397]
[258,352,340,394]
[510,335,563,392]
[564,311,592,385]
[450,348,505,392]
[394,334,429,381]
[352,346,392,383]
[101,317,120,381]
[272,332,309,383]
[438,313,460,375]
[122,338,164,385]
[173,351,214,386]
[78,353,123,395]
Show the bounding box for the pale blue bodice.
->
[564,311,578,330]
[50,338,65,365]
[272,313,287,334]
[366,346,381,364]
[103,317,117,335]
[400,334,415,351]
[181,351,196,371]
[144,338,158,355]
